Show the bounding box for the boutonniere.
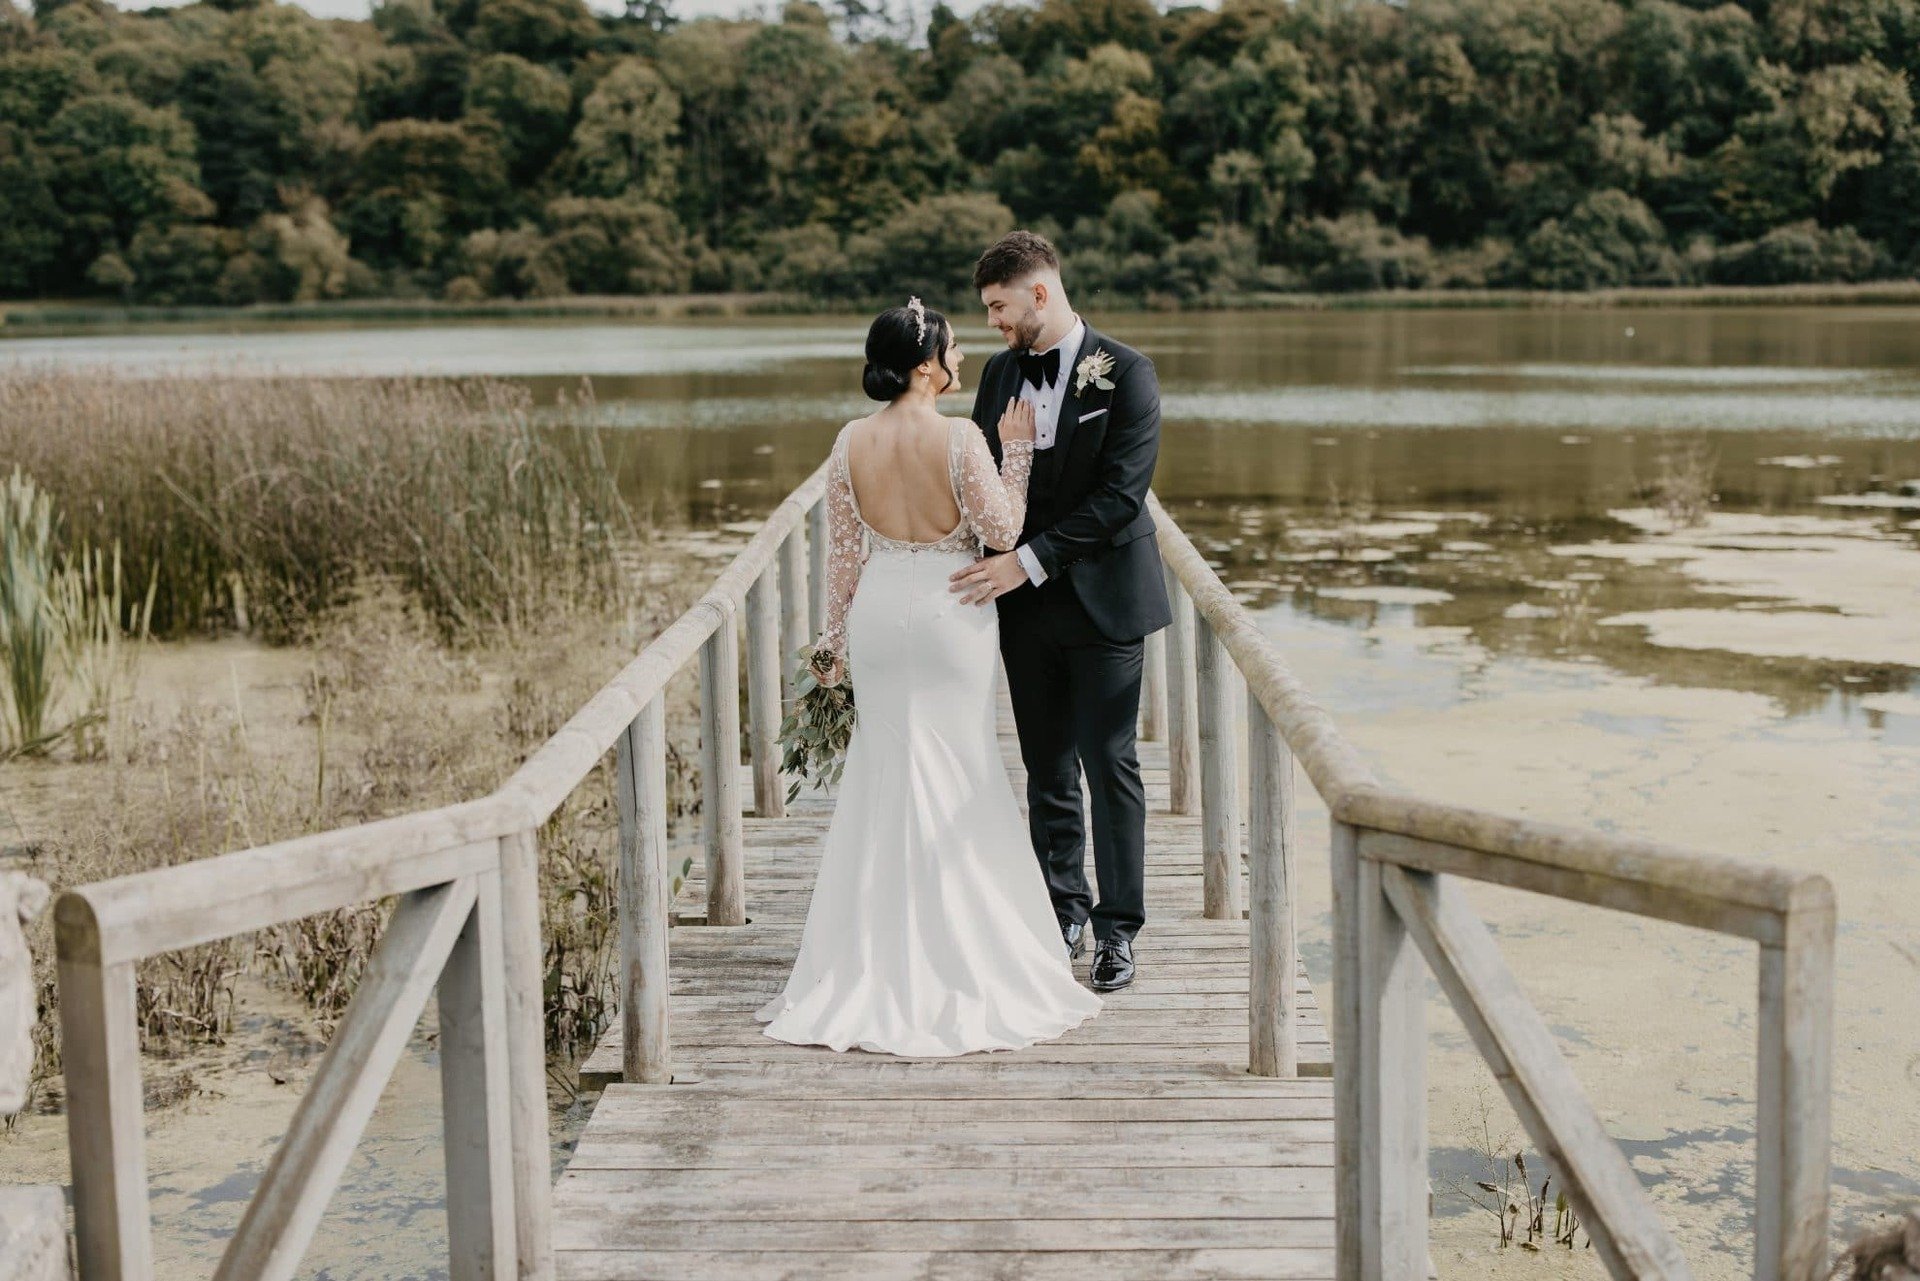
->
[1074,349,1116,394]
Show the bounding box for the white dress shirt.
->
[1014,317,1084,587]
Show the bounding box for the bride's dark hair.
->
[862,303,955,402]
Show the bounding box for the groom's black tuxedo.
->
[971,322,1171,946]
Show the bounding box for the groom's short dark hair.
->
[973,231,1060,290]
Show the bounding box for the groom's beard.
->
[1009,308,1044,350]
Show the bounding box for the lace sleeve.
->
[816,429,863,685]
[951,422,1034,552]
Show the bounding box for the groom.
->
[950,231,1172,993]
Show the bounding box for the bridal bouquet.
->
[777,644,856,805]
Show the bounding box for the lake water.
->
[7,307,1919,1276]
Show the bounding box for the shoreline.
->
[6,280,1920,333]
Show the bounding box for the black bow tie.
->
[1017,347,1062,390]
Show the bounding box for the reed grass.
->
[0,470,60,752]
[1646,439,1719,528]
[0,370,633,642]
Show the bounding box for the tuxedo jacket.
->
[970,323,1173,644]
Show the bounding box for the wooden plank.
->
[778,522,809,706]
[807,494,829,636]
[60,823,508,967]
[558,1248,1335,1281]
[1163,564,1200,815]
[1756,885,1835,1281]
[438,870,517,1280]
[216,879,478,1281]
[1249,697,1299,1079]
[614,698,671,1084]
[555,1217,1341,1252]
[575,1096,1336,1124]
[1197,614,1243,920]
[699,609,745,925]
[57,955,151,1281]
[499,830,556,1281]
[575,1116,1323,1147]
[1357,857,1426,1281]
[744,566,784,820]
[1329,818,1362,1281]
[564,1139,1335,1170]
[1349,803,1807,941]
[1378,864,1690,1280]
[649,1060,1325,1093]
[551,1177,1332,1223]
[1142,621,1168,741]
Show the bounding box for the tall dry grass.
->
[4,370,720,1109]
[16,575,710,1113]
[0,370,633,641]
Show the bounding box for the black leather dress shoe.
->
[1090,938,1134,991]
[1062,920,1086,963]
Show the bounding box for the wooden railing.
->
[54,465,830,1280]
[1147,493,1835,1281]
[55,456,1833,1281]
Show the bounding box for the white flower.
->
[1074,348,1116,394]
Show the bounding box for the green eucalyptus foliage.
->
[777,644,856,806]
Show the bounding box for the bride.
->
[755,299,1103,1056]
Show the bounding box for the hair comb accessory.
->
[906,296,927,343]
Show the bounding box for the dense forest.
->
[2,0,1917,307]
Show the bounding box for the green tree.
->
[543,193,692,292]
[845,191,1014,300]
[465,52,571,178]
[1511,188,1682,289]
[734,18,842,215]
[570,57,679,199]
[468,0,597,63]
[0,123,62,292]
[42,93,211,266]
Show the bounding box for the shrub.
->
[1708,220,1889,285]
[1509,189,1683,290]
[1289,213,1434,291]
[543,194,693,295]
[846,192,1016,302]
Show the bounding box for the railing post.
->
[496,829,555,1280]
[1196,613,1242,920]
[1163,563,1199,816]
[1331,818,1362,1280]
[745,567,785,820]
[440,870,517,1278]
[57,943,152,1281]
[615,697,672,1084]
[807,497,829,638]
[1247,699,1298,1078]
[700,606,746,925]
[1349,830,1428,1281]
[1756,896,1834,1281]
[778,524,809,705]
[1141,625,1168,742]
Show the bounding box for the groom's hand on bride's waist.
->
[949,551,1028,605]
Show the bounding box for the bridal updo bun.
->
[862,301,954,402]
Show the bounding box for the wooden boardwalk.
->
[556,710,1337,1280]
[51,471,1837,1281]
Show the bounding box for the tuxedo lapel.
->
[1048,322,1103,463]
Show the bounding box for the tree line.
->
[2,0,1916,309]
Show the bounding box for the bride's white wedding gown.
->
[755,419,1102,1056]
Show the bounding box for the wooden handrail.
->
[1148,489,1834,1281]
[57,465,830,970]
